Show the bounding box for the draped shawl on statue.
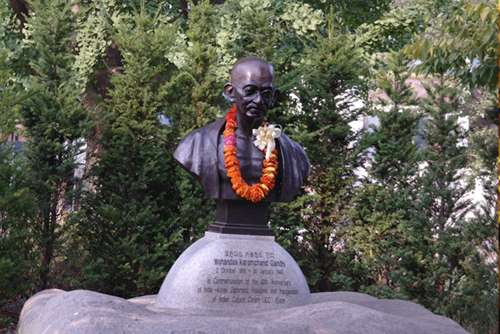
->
[174,118,310,203]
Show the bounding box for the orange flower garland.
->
[223,106,278,203]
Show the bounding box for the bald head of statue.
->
[224,57,280,132]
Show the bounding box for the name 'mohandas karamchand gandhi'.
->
[173,56,310,235]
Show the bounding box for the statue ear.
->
[224,83,236,103]
[271,88,280,107]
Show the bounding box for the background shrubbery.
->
[0,0,497,333]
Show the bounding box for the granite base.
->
[155,232,312,311]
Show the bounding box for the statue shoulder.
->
[276,133,311,202]
[177,119,225,147]
[278,133,311,176]
[174,119,225,188]
[174,119,225,161]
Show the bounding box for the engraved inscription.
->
[197,246,300,306]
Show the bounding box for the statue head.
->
[224,56,280,126]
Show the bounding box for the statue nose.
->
[253,91,263,103]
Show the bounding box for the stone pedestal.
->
[155,232,312,311]
[209,200,273,236]
[18,290,471,334]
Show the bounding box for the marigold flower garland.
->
[223,106,279,203]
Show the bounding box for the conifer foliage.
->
[162,0,221,245]
[0,0,497,332]
[409,77,484,322]
[271,15,369,292]
[164,0,225,134]
[74,5,182,297]
[0,49,36,325]
[19,0,90,291]
[351,52,422,299]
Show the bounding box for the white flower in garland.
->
[252,124,282,162]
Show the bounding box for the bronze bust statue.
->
[174,56,310,235]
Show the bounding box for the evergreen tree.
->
[0,1,495,332]
[0,141,34,324]
[18,0,90,290]
[162,0,224,245]
[216,0,324,86]
[0,48,36,327]
[302,0,391,32]
[74,5,183,297]
[444,90,499,333]
[164,0,225,134]
[408,76,473,314]
[350,52,422,298]
[271,14,369,292]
